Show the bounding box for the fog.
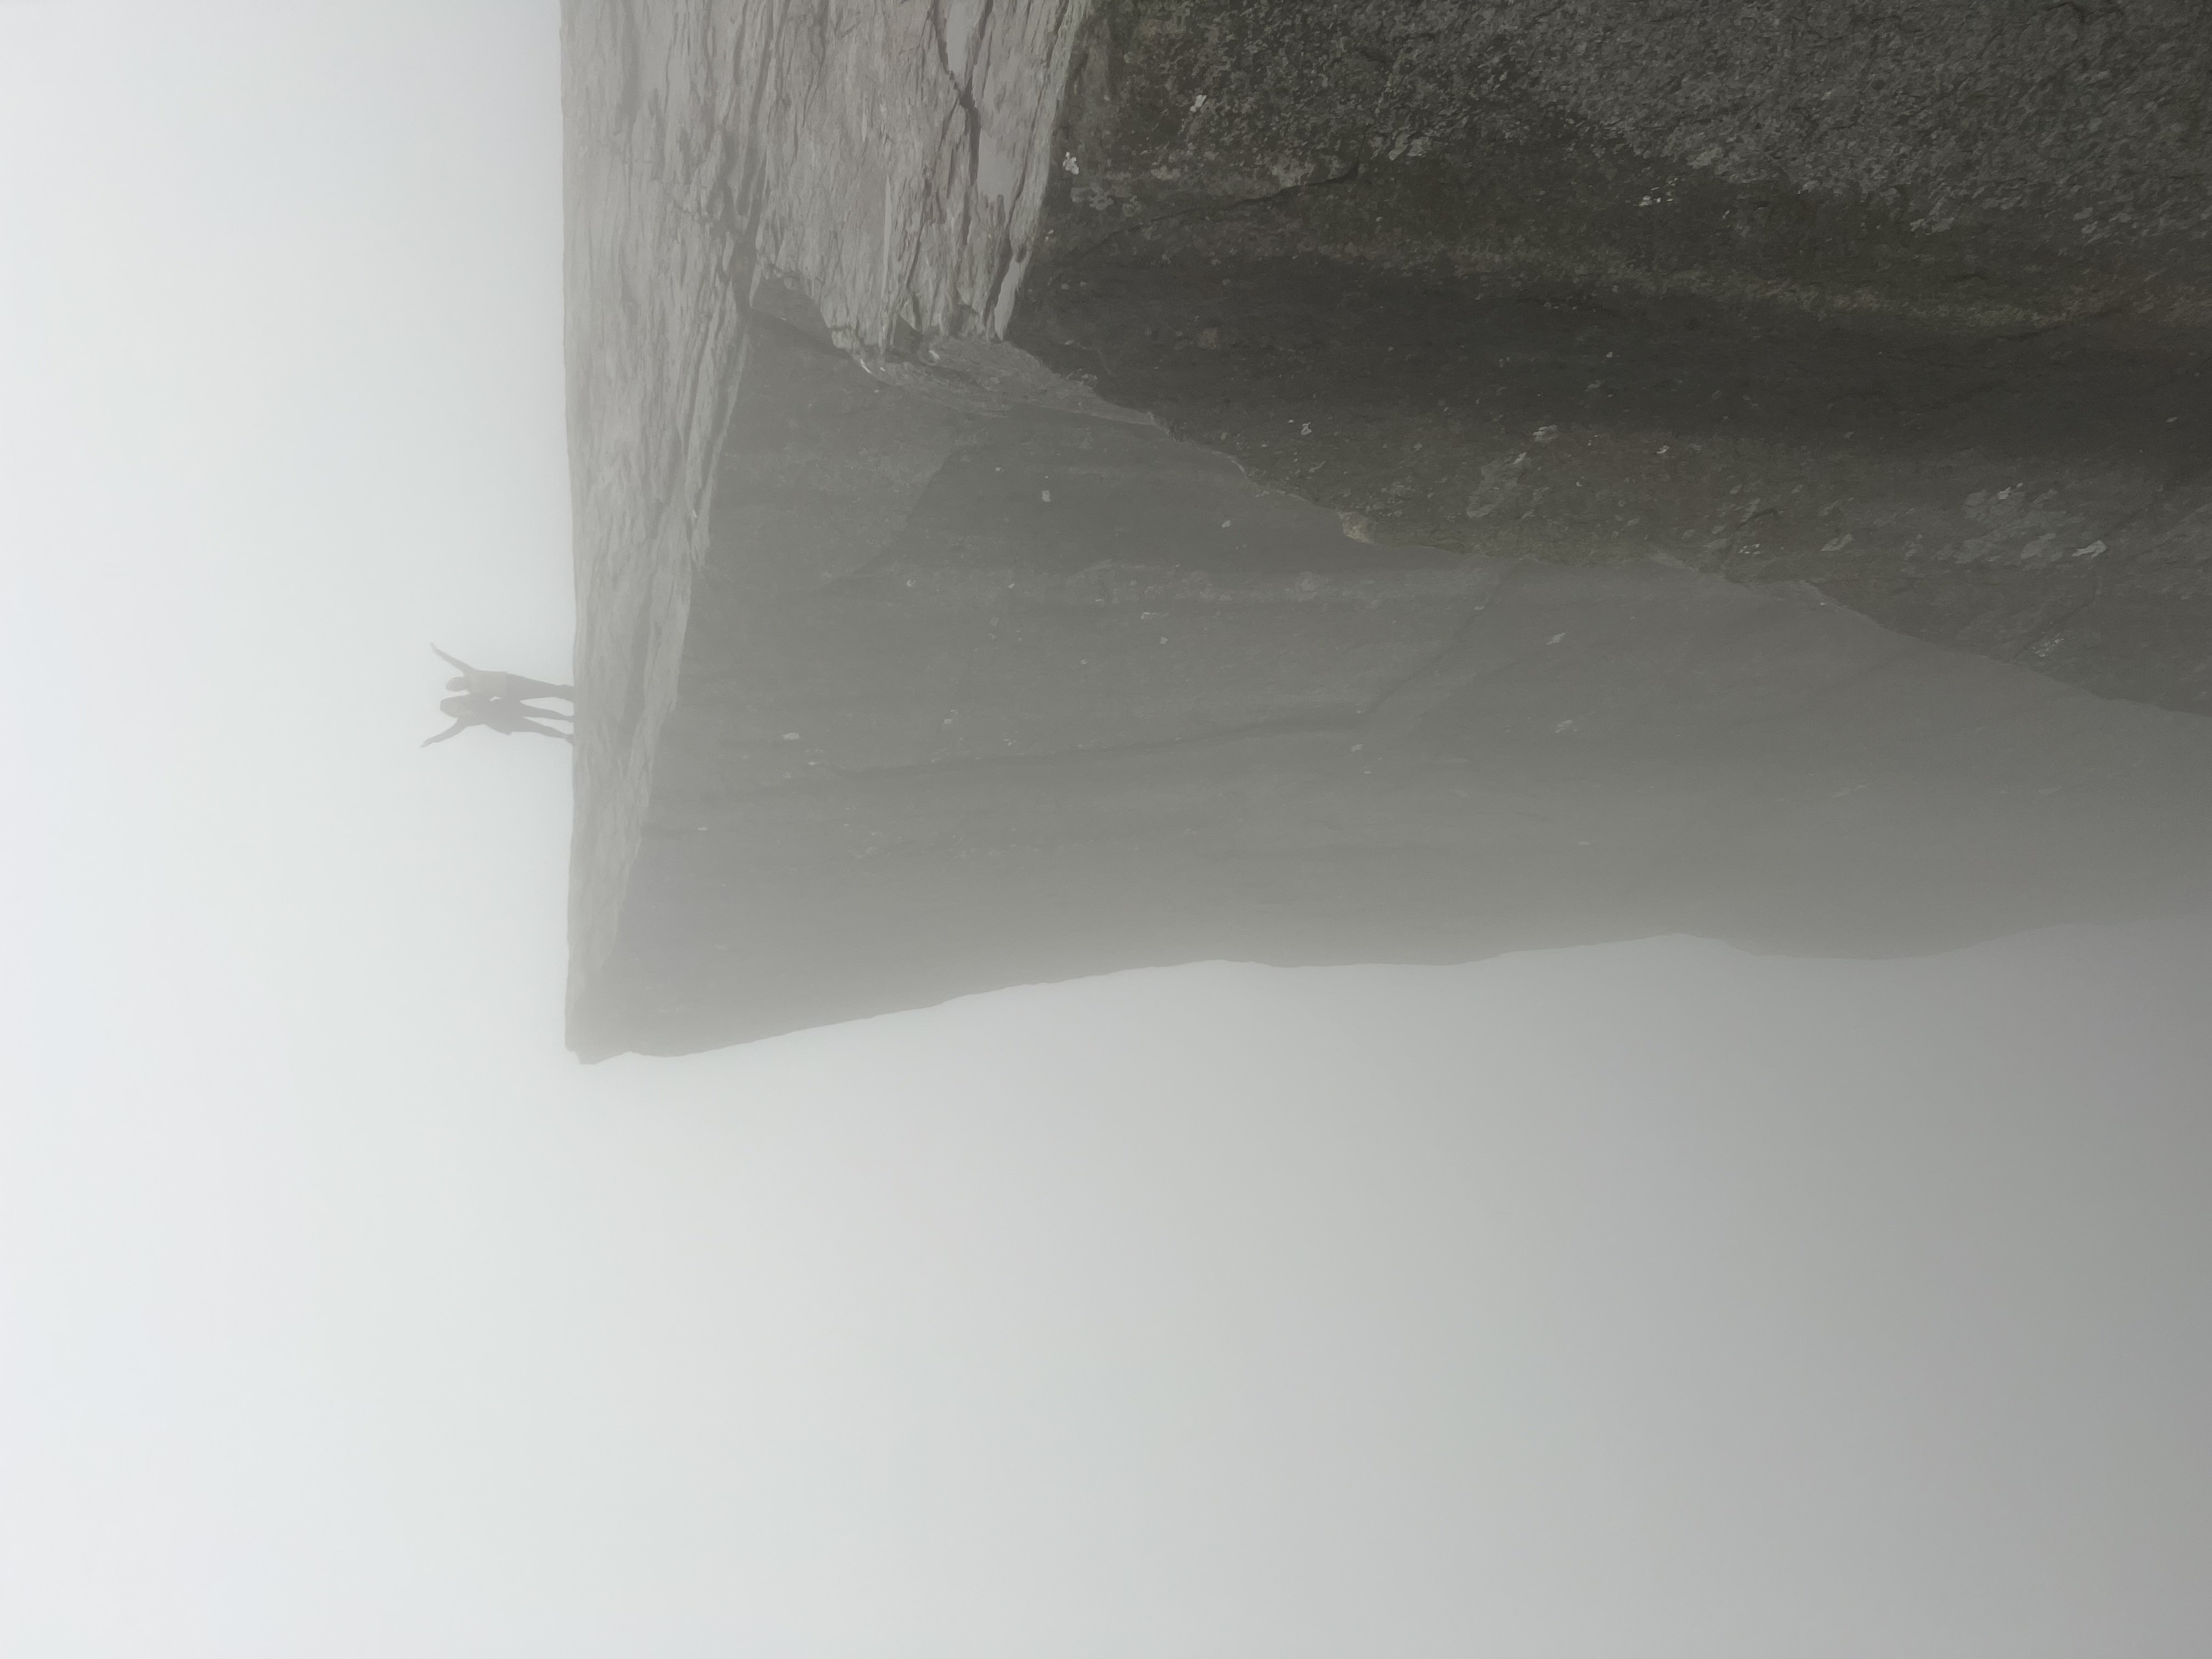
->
[5,5,2211,1656]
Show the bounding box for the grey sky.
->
[4,5,2210,1656]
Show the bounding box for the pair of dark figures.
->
[421,646,576,746]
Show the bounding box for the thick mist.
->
[5,5,2210,1657]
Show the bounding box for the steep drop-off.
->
[565,1,2212,1057]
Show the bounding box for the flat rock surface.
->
[574,323,2212,1057]
[1014,256,2212,715]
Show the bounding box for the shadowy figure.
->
[421,693,573,747]
[433,645,575,704]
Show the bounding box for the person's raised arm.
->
[419,719,468,747]
[431,644,475,675]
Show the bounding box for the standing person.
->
[421,692,573,747]
[432,645,574,704]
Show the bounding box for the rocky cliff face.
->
[561,0,1091,1019]
[565,1,2212,1058]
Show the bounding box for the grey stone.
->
[561,0,2212,1057]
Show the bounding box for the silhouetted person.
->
[433,645,574,704]
[421,693,573,747]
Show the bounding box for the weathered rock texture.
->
[1013,0,2212,713]
[562,0,1090,1016]
[565,1,2212,1057]
[572,309,2212,1057]
[1039,0,2212,324]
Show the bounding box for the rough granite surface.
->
[1039,0,2212,324]
[561,0,1090,1021]
[1013,0,2212,714]
[564,0,2212,1055]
